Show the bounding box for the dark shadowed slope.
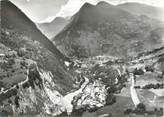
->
[53,1,164,58]
[1,0,69,61]
[0,0,76,96]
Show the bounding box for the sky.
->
[11,0,164,23]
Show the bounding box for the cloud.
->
[55,0,164,19]
[56,0,98,18]
[11,0,164,23]
[11,0,68,23]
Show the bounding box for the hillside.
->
[1,0,69,61]
[0,1,128,116]
[53,2,164,58]
[117,2,163,21]
[0,0,78,115]
[1,1,164,116]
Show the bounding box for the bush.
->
[14,96,20,108]
[124,108,133,115]
[8,58,15,65]
[107,86,117,94]
[136,103,146,113]
[134,86,141,89]
[17,48,26,57]
[142,83,164,89]
[106,94,116,105]
[133,68,144,75]
[145,66,154,72]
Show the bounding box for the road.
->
[130,73,140,107]
[0,69,29,95]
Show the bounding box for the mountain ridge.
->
[53,1,164,58]
[36,17,69,39]
[117,2,163,21]
[1,0,69,62]
[0,0,76,97]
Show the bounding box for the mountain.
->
[53,1,164,58]
[117,2,163,21]
[0,1,127,115]
[1,1,164,116]
[0,1,126,116]
[0,0,78,115]
[36,17,69,39]
[1,1,69,62]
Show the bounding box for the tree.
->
[133,68,144,76]
[136,103,146,113]
[145,65,154,72]
[106,94,116,105]
[124,108,132,115]
[8,58,15,66]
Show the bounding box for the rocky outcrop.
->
[0,63,108,116]
[73,80,107,110]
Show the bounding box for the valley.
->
[0,0,164,117]
[0,39,163,117]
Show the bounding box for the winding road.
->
[0,69,29,95]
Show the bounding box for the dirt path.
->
[130,73,140,107]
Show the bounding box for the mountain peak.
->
[80,2,94,10]
[96,1,111,6]
[77,2,95,19]
[83,2,93,7]
[1,0,10,4]
[1,0,17,12]
[1,0,69,61]
[1,0,34,30]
